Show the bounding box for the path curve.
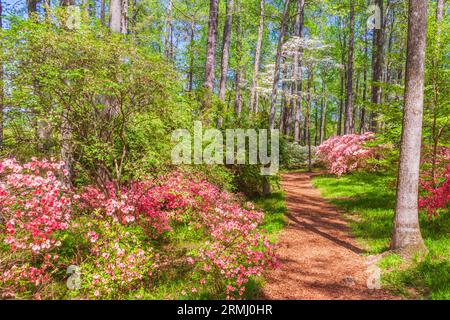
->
[262,171,397,300]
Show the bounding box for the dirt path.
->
[262,172,397,300]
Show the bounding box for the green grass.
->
[239,188,288,299]
[312,171,450,300]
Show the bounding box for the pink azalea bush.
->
[0,158,277,299]
[78,172,278,299]
[419,147,450,217]
[316,133,376,176]
[0,158,71,298]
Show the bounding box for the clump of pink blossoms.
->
[316,133,376,176]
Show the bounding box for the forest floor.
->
[262,171,398,300]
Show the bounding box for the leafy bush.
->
[283,142,318,169]
[0,158,277,299]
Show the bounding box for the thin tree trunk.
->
[217,0,235,126]
[293,0,305,143]
[319,79,326,144]
[360,23,369,133]
[430,0,445,184]
[218,0,234,101]
[203,0,219,109]
[27,0,38,14]
[344,0,355,134]
[370,0,384,132]
[436,0,444,21]
[249,0,265,113]
[337,16,347,136]
[188,22,195,93]
[164,0,174,60]
[269,0,291,129]
[391,0,428,254]
[234,3,243,116]
[101,0,106,25]
[306,67,313,171]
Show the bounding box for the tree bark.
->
[306,67,313,171]
[249,0,265,113]
[436,0,444,21]
[391,0,428,254]
[234,1,242,115]
[344,0,355,134]
[319,79,326,144]
[360,23,369,133]
[293,0,305,143]
[100,0,106,26]
[218,0,234,101]
[337,16,346,136]
[370,0,384,132]
[269,0,291,129]
[164,0,174,60]
[204,0,219,107]
[27,0,38,14]
[109,0,127,34]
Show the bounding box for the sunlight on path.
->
[262,172,398,300]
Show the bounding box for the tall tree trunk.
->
[430,0,445,184]
[218,0,234,101]
[337,16,347,136]
[338,72,344,135]
[370,0,384,132]
[188,22,195,93]
[319,79,326,144]
[293,0,305,143]
[27,0,38,14]
[164,0,174,60]
[344,0,355,134]
[391,0,428,254]
[100,0,106,26]
[279,63,288,134]
[436,0,444,21]
[203,0,219,109]
[269,0,291,129]
[110,0,122,33]
[60,0,75,6]
[249,0,265,113]
[360,23,369,134]
[314,91,319,146]
[306,67,313,171]
[217,0,235,126]
[234,2,242,116]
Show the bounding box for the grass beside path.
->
[312,171,450,300]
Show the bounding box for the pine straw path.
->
[262,171,398,300]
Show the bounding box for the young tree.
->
[344,0,355,134]
[217,0,234,126]
[234,0,243,115]
[370,0,385,132]
[249,0,265,113]
[204,0,219,108]
[293,0,305,143]
[391,0,428,254]
[164,0,174,60]
[218,0,234,101]
[269,0,291,129]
